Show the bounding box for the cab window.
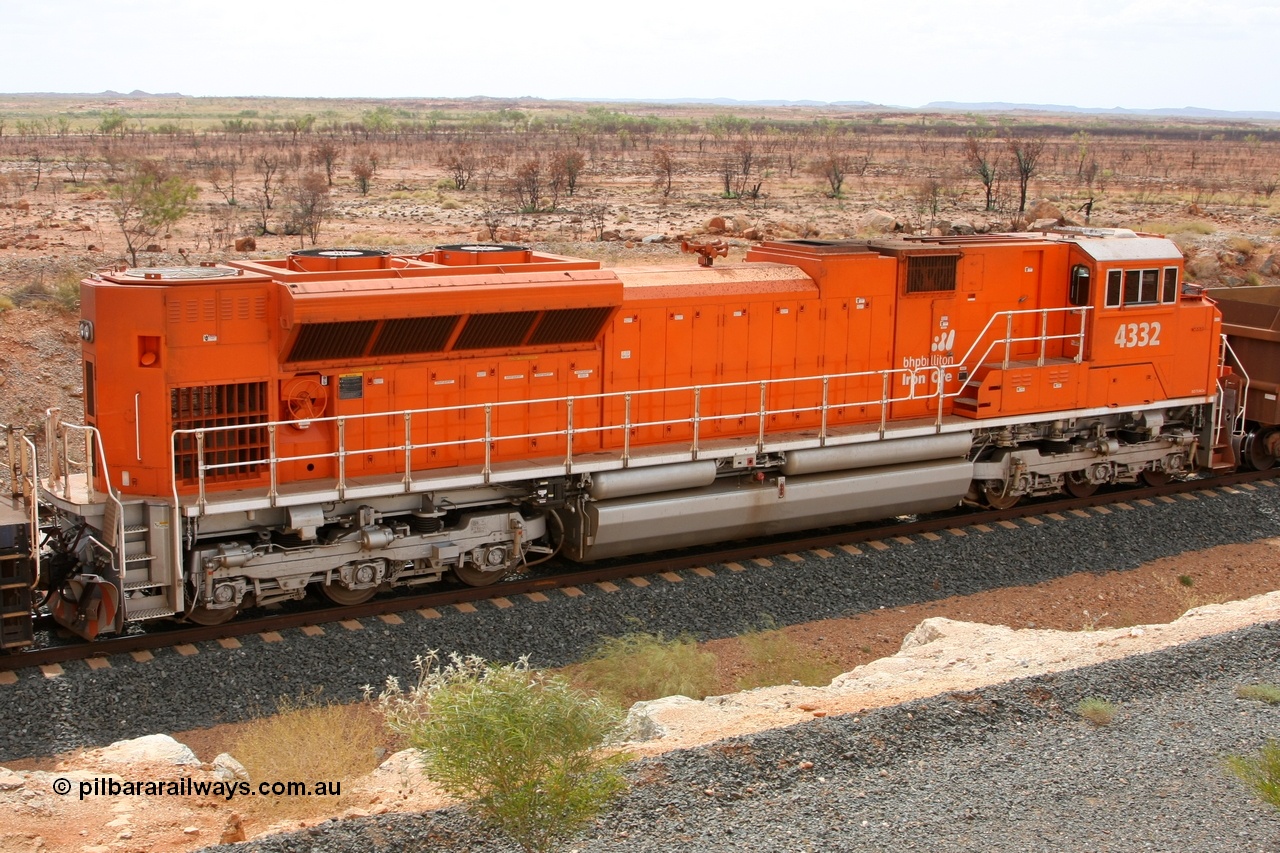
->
[1105,267,1176,308]
[1069,264,1091,307]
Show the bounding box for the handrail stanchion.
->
[879,373,890,438]
[483,405,492,484]
[564,398,575,472]
[337,418,347,500]
[267,423,279,505]
[820,376,830,446]
[195,430,207,514]
[1038,308,1049,367]
[757,382,767,455]
[692,387,701,460]
[403,411,413,491]
[623,394,632,466]
[1002,313,1014,369]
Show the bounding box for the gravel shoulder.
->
[0,484,1278,852]
[201,617,1280,853]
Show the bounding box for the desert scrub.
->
[230,694,389,817]
[1226,739,1280,811]
[735,624,843,690]
[1141,220,1216,236]
[569,631,719,707]
[1075,697,1119,726]
[1236,683,1280,704]
[373,652,628,853]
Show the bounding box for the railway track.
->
[4,468,1276,674]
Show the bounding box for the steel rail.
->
[2,467,1275,674]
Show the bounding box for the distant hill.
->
[921,101,1280,121]
[3,91,1277,120]
[587,96,1280,121]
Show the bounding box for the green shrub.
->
[1075,697,1118,726]
[1236,683,1280,705]
[571,632,719,707]
[1227,739,1280,811]
[374,652,628,853]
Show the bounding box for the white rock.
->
[622,695,702,741]
[93,734,199,767]
[212,753,250,783]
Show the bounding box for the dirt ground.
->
[0,535,1277,853]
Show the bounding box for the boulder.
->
[234,236,256,252]
[642,234,666,243]
[93,734,200,767]
[704,216,727,234]
[621,695,702,741]
[212,753,250,783]
[1186,254,1220,281]
[1030,218,1061,231]
[1025,199,1065,222]
[858,209,900,233]
[948,220,975,235]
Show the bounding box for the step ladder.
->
[107,500,181,623]
[0,503,34,650]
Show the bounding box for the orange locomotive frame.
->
[9,230,1235,641]
[79,234,1219,501]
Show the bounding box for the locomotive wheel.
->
[1139,469,1169,487]
[982,481,1021,510]
[1243,430,1278,471]
[453,564,507,587]
[319,583,378,605]
[1064,471,1098,498]
[186,604,239,626]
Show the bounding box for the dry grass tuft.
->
[230,695,392,818]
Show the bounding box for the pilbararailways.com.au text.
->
[53,776,342,801]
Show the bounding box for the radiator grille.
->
[528,306,613,345]
[171,382,269,483]
[371,316,459,357]
[905,255,958,293]
[287,320,377,362]
[454,311,538,350]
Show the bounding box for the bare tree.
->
[1007,135,1045,214]
[310,140,342,187]
[965,133,999,211]
[285,172,333,247]
[62,144,93,186]
[28,152,47,193]
[207,157,241,206]
[480,202,504,241]
[652,147,677,197]
[511,159,542,212]
[813,147,852,198]
[444,146,477,190]
[554,149,586,196]
[254,153,285,210]
[350,149,377,195]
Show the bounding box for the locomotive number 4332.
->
[1114,321,1162,348]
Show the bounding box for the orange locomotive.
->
[0,230,1248,641]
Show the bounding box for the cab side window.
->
[1106,267,1177,307]
[1105,270,1122,307]
[1069,264,1091,307]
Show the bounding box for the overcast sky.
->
[3,0,1278,112]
